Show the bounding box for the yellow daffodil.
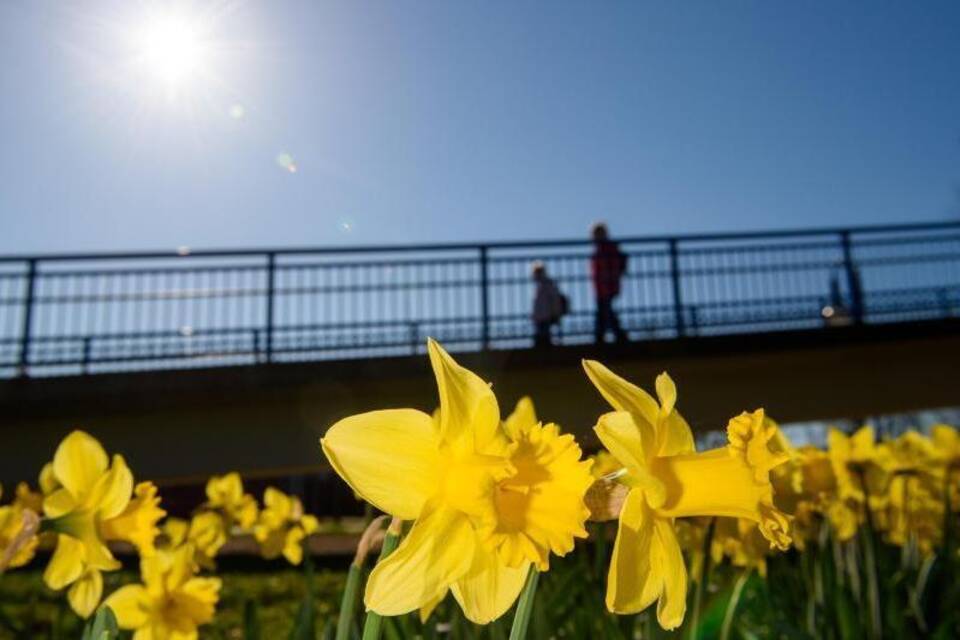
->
[582,361,791,629]
[827,426,886,504]
[711,518,777,577]
[12,482,44,513]
[931,424,960,511]
[786,445,860,543]
[186,511,229,569]
[931,424,960,471]
[101,482,166,557]
[160,518,189,548]
[41,430,135,618]
[0,501,39,571]
[105,543,221,639]
[203,472,258,529]
[321,339,591,624]
[253,487,319,565]
[39,462,60,495]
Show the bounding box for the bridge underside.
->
[2,319,959,488]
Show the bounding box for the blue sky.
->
[1,1,958,254]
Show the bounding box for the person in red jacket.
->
[590,222,628,344]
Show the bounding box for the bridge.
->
[2,220,960,503]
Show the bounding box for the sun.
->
[130,8,212,96]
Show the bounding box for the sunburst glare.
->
[127,6,214,100]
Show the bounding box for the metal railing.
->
[2,221,959,377]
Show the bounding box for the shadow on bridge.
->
[3,318,959,494]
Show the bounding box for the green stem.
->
[857,470,882,640]
[687,517,716,640]
[593,522,609,581]
[508,566,540,640]
[361,520,403,640]
[720,568,752,640]
[335,563,363,640]
[941,469,955,560]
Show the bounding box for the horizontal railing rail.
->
[1,220,959,377]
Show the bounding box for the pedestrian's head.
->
[591,221,609,242]
[531,260,547,281]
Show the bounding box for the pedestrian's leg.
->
[534,322,551,348]
[609,298,628,343]
[594,301,605,344]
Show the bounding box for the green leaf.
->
[244,599,262,640]
[82,606,119,640]
[288,557,317,640]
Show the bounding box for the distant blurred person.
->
[531,261,566,348]
[590,222,628,344]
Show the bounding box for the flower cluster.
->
[2,338,958,638]
[770,423,960,557]
[0,432,322,636]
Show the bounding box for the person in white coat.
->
[530,261,565,348]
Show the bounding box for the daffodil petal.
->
[322,409,440,520]
[365,506,476,616]
[502,396,537,441]
[582,360,659,428]
[178,576,222,624]
[594,411,654,474]
[606,490,660,614]
[658,411,696,457]
[85,455,133,519]
[428,339,500,452]
[43,534,85,590]
[654,518,687,630]
[104,584,151,629]
[53,431,108,501]
[67,569,103,619]
[654,373,676,417]
[43,488,78,518]
[451,550,529,624]
[419,589,447,624]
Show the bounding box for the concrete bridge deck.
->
[3,318,959,490]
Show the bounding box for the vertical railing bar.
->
[839,230,863,325]
[479,245,490,350]
[17,258,37,376]
[265,252,276,362]
[668,239,685,337]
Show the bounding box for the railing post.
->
[252,328,261,363]
[17,259,37,376]
[668,239,685,336]
[408,321,419,355]
[839,231,863,324]
[81,336,92,374]
[265,252,276,362]
[479,245,490,350]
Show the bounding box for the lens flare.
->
[275,153,297,173]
